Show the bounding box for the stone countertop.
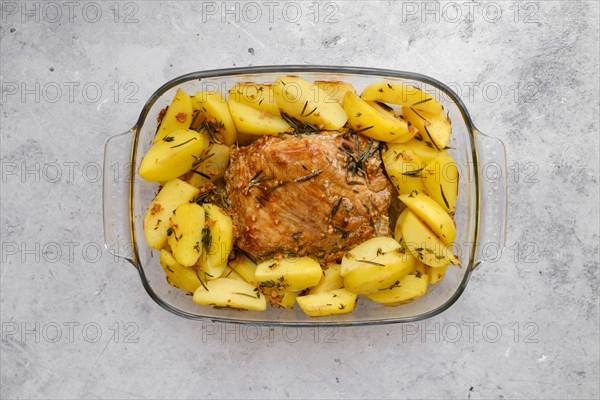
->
[1,1,598,399]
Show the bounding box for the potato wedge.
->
[343,91,414,143]
[193,278,266,311]
[341,237,406,276]
[192,91,237,145]
[296,289,357,317]
[197,204,233,279]
[139,130,207,182]
[401,211,459,268]
[404,139,448,165]
[228,254,258,286]
[361,82,443,114]
[309,263,343,294]
[314,80,357,104]
[255,256,322,291]
[366,262,429,305]
[228,99,291,136]
[167,203,206,267]
[160,249,206,293]
[153,89,194,143]
[428,265,448,284]
[143,179,200,250]
[187,141,231,188]
[268,290,297,309]
[228,83,280,115]
[220,266,246,282]
[399,192,456,245]
[343,254,415,295]
[422,155,459,214]
[273,76,347,130]
[393,208,410,243]
[402,107,451,150]
[341,237,415,294]
[381,142,426,195]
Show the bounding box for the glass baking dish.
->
[103,65,507,326]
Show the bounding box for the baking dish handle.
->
[473,130,507,269]
[103,129,136,264]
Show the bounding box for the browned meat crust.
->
[224,130,392,262]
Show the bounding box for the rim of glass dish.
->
[126,65,481,327]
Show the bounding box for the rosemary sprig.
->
[357,259,385,266]
[280,111,320,134]
[201,227,212,252]
[440,184,450,209]
[196,270,209,292]
[340,134,378,183]
[411,98,432,107]
[261,181,288,197]
[234,292,260,299]
[192,152,214,168]
[194,189,217,205]
[329,197,343,220]
[295,170,322,183]
[170,137,197,149]
[190,170,211,179]
[245,170,274,193]
[424,126,440,151]
[402,167,424,177]
[201,119,223,144]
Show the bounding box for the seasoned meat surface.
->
[224,131,392,262]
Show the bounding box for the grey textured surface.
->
[1,1,599,399]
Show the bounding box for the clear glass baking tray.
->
[103,66,507,326]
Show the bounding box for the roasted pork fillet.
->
[224,130,392,262]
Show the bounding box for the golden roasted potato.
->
[187,140,231,188]
[167,203,206,267]
[341,237,415,294]
[422,154,459,214]
[309,263,343,294]
[314,80,357,104]
[228,254,258,286]
[393,208,410,243]
[403,139,448,165]
[143,179,200,250]
[139,130,207,182]
[399,192,456,245]
[343,91,414,143]
[401,211,459,268]
[341,236,406,276]
[220,266,246,282]
[381,142,426,195]
[428,265,448,284]
[160,249,206,293]
[402,107,451,150]
[255,256,322,291]
[273,75,347,130]
[192,91,237,145]
[153,89,194,143]
[193,278,266,311]
[228,99,291,136]
[361,82,443,114]
[366,262,429,305]
[267,290,297,309]
[228,83,280,115]
[197,203,233,279]
[296,289,357,317]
